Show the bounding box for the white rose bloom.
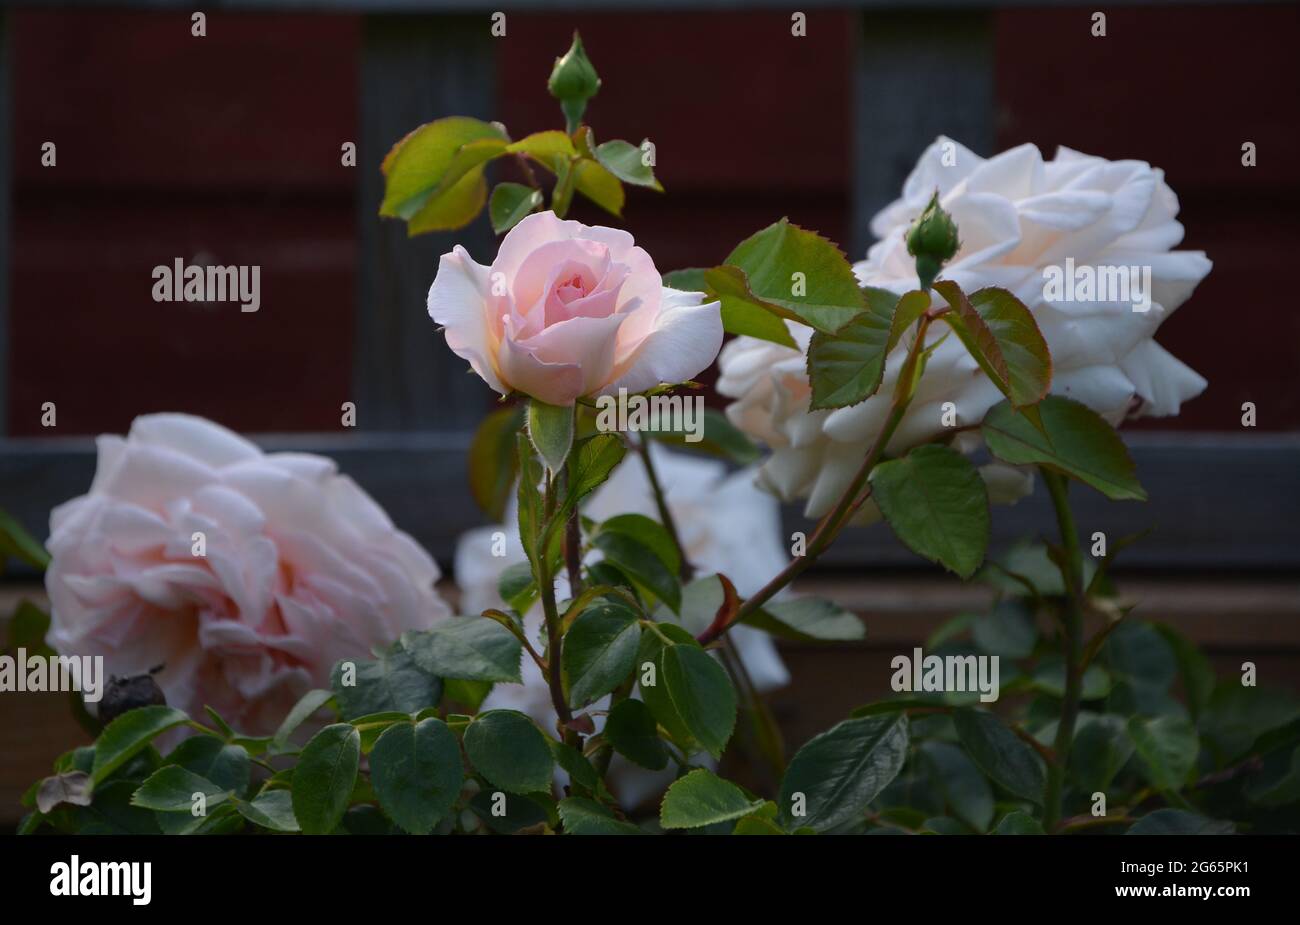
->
[718,137,1209,520]
[454,444,791,805]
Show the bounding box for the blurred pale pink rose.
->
[719,138,1210,520]
[427,211,723,405]
[45,414,450,734]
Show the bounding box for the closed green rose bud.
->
[906,191,960,290]
[548,32,601,132]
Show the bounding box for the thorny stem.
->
[564,503,584,598]
[540,470,580,748]
[1041,467,1085,833]
[698,314,936,645]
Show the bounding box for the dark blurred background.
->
[0,2,1297,819]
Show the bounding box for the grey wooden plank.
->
[851,8,994,257]
[354,15,499,430]
[1,433,1297,574]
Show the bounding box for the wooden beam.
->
[1,433,1296,574]
[851,8,994,256]
[353,15,499,430]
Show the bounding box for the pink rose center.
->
[554,271,595,305]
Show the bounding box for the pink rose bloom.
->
[427,211,723,405]
[44,414,450,734]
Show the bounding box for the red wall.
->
[7,7,1295,435]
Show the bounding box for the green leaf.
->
[165,735,250,795]
[550,741,601,793]
[370,718,464,834]
[660,768,764,829]
[1154,624,1215,722]
[918,740,993,832]
[870,443,990,578]
[506,130,576,170]
[380,117,506,220]
[982,396,1146,501]
[0,506,50,569]
[888,289,931,353]
[595,139,662,191]
[593,530,681,612]
[1128,714,1198,791]
[604,698,669,771]
[574,158,625,217]
[993,811,1045,835]
[1245,746,1300,807]
[468,404,526,521]
[703,265,799,347]
[933,282,1051,408]
[91,706,189,784]
[291,723,361,835]
[971,601,1037,659]
[1200,684,1300,763]
[952,708,1044,803]
[489,183,543,235]
[806,285,897,410]
[407,165,491,234]
[63,780,162,835]
[234,790,299,833]
[733,809,786,835]
[331,642,443,721]
[564,433,627,511]
[1126,809,1234,835]
[597,513,680,577]
[778,714,909,831]
[131,766,231,812]
[744,596,864,643]
[443,678,494,713]
[1070,713,1135,793]
[4,599,51,652]
[643,407,762,465]
[272,688,334,750]
[401,618,522,684]
[463,710,555,794]
[724,219,866,334]
[563,600,642,708]
[558,797,641,834]
[516,433,545,571]
[661,268,707,292]
[661,643,736,759]
[527,398,576,472]
[497,561,537,615]
[1030,659,1112,700]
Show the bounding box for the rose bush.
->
[428,211,722,406]
[17,33,1293,841]
[43,414,449,734]
[455,445,789,805]
[718,136,1210,520]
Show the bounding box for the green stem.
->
[1041,467,1085,833]
[539,472,579,748]
[636,437,694,583]
[700,314,934,643]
